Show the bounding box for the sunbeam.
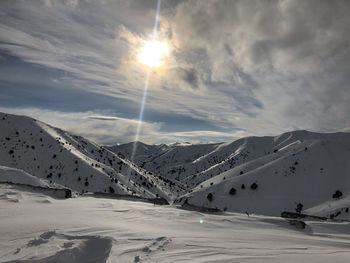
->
[129,0,162,167]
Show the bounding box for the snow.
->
[1,184,350,263]
[111,130,350,218]
[108,142,221,187]
[0,112,185,200]
[305,194,350,221]
[177,134,350,216]
[111,131,350,193]
[0,165,50,188]
[2,111,350,261]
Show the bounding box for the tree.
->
[207,193,213,202]
[229,187,236,195]
[250,182,258,190]
[109,187,115,194]
[333,190,343,199]
[295,203,303,213]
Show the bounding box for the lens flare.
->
[129,0,162,167]
[138,40,169,67]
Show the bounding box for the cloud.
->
[163,130,246,144]
[0,107,243,144]
[0,0,349,145]
[43,0,79,8]
[166,0,350,133]
[0,107,161,144]
[86,115,129,121]
[175,67,199,89]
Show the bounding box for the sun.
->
[138,40,169,67]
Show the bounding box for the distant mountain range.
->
[1,111,350,219]
[108,130,350,218]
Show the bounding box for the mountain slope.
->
[3,111,350,217]
[107,142,222,187]
[0,112,185,200]
[106,141,171,165]
[0,165,53,188]
[175,131,350,216]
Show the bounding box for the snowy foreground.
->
[1,185,350,263]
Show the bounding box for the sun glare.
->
[138,40,169,67]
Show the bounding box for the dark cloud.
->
[224,43,233,56]
[176,67,199,89]
[168,0,350,133]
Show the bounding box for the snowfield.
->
[2,111,350,262]
[1,184,350,263]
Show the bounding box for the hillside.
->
[107,141,222,187]
[0,165,53,188]
[174,131,350,217]
[2,111,350,218]
[110,130,350,217]
[0,112,186,200]
[106,141,172,166]
[110,131,350,189]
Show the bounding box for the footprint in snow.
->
[6,231,114,263]
[122,235,172,262]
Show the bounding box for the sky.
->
[0,0,350,145]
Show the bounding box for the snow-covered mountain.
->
[0,112,185,200]
[2,111,350,218]
[111,130,350,218]
[107,142,222,187]
[106,141,172,166]
[175,131,350,217]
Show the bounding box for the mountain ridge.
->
[2,111,350,218]
[0,112,186,200]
